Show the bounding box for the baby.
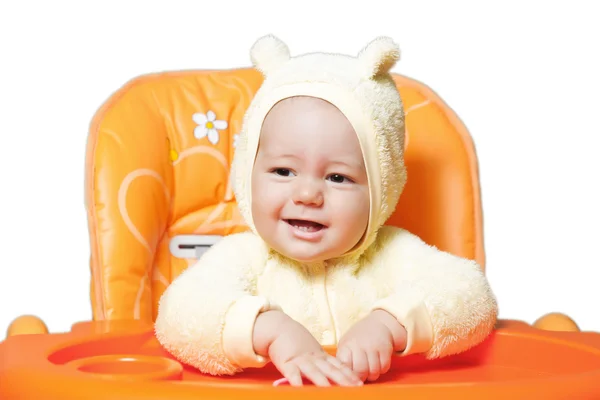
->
[155,35,498,387]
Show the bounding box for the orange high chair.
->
[2,68,599,399]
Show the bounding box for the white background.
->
[1,0,599,337]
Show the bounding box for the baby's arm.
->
[370,227,498,359]
[154,232,277,375]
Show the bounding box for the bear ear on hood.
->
[357,36,400,79]
[250,34,291,76]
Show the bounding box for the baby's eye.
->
[328,174,352,183]
[273,168,294,177]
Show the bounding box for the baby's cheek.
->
[337,193,369,229]
[267,186,290,213]
[253,176,276,206]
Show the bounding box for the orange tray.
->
[1,319,600,399]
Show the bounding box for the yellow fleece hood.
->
[232,35,407,259]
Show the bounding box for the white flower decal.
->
[193,110,228,145]
[233,133,240,148]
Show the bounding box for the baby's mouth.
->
[285,219,326,232]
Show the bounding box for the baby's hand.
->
[336,310,407,382]
[254,311,362,387]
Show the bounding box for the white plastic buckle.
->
[169,235,223,259]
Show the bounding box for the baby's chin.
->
[266,241,334,264]
[278,245,348,265]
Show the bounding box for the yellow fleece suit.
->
[154,35,499,376]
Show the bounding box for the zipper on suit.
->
[322,261,338,344]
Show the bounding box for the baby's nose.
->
[293,178,324,206]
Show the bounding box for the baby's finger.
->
[314,357,362,386]
[336,346,353,368]
[351,349,370,382]
[366,351,381,382]
[298,360,331,387]
[379,349,392,375]
[326,355,362,384]
[279,363,303,387]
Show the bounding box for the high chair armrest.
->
[5,315,49,338]
[533,312,580,332]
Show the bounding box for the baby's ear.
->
[357,36,400,78]
[250,34,291,76]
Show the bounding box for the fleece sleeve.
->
[154,232,279,376]
[370,227,498,359]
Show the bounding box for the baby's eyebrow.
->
[277,153,302,159]
[262,153,302,161]
[329,159,364,170]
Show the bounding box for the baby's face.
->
[251,96,370,263]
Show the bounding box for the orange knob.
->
[6,315,49,337]
[533,312,580,332]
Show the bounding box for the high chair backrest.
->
[84,68,484,322]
